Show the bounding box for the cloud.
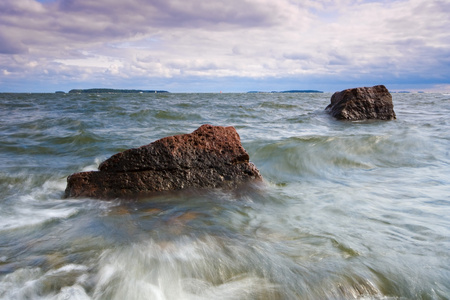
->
[0,0,449,92]
[0,33,28,54]
[56,0,282,30]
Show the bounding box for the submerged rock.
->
[64,124,262,199]
[325,85,396,120]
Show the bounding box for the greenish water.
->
[0,92,449,299]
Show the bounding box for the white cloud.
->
[0,0,449,91]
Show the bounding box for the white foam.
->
[81,157,105,172]
[41,179,67,193]
[46,264,89,276]
[0,265,91,300]
[0,177,81,231]
[0,204,79,231]
[52,285,90,300]
[92,236,277,300]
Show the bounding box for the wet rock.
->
[325,85,396,120]
[64,124,262,199]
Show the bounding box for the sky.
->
[0,0,449,93]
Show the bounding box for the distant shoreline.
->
[67,88,169,94]
[53,89,326,94]
[247,90,323,93]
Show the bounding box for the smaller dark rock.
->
[326,85,396,120]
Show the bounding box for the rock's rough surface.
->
[325,85,396,120]
[64,124,262,199]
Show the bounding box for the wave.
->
[250,130,441,184]
[0,174,79,232]
[154,110,202,121]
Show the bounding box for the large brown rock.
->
[64,124,262,199]
[325,85,396,120]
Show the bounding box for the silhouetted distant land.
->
[247,90,323,93]
[68,88,169,94]
[281,90,323,93]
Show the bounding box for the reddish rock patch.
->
[64,125,262,199]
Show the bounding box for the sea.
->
[0,92,449,300]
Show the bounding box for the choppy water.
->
[0,92,449,299]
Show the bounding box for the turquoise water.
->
[0,92,449,299]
